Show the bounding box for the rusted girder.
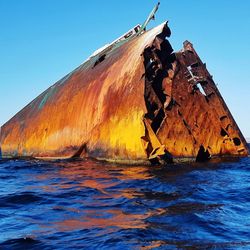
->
[0,22,248,164]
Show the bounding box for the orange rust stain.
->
[0,23,167,160]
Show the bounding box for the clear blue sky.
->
[0,0,249,138]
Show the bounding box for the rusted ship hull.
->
[0,22,248,163]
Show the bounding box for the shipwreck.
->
[0,3,249,164]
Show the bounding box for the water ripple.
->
[0,154,250,248]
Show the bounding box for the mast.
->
[137,2,160,35]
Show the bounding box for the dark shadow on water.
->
[0,237,48,250]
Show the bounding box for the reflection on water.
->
[0,156,250,249]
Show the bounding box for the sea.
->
[0,147,250,249]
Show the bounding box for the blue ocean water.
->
[0,153,250,249]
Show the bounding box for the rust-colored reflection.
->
[28,159,153,195]
[118,166,153,180]
[53,208,166,232]
[26,159,170,233]
[141,240,167,250]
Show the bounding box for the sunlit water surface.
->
[0,153,250,249]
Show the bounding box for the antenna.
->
[137,2,160,35]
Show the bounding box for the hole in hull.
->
[233,137,241,146]
[196,83,206,96]
[220,128,229,137]
[196,145,211,162]
[93,54,106,67]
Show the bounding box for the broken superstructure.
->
[0,3,248,164]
